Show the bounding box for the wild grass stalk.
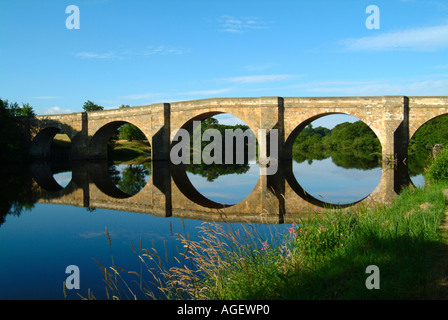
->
[84,182,448,300]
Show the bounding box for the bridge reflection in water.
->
[31,159,410,224]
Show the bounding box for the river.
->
[0,151,413,299]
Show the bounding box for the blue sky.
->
[1,0,447,127]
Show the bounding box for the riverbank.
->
[90,181,448,300]
[182,183,448,299]
[52,134,151,164]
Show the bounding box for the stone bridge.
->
[23,96,448,222]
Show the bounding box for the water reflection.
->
[0,156,410,299]
[109,163,151,196]
[0,165,34,226]
[186,162,259,205]
[0,150,411,229]
[293,157,382,205]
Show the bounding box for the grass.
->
[52,133,71,149]
[83,182,448,300]
[108,140,151,163]
[51,134,151,163]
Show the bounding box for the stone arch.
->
[409,112,448,141]
[282,111,383,207]
[170,110,260,208]
[169,97,281,143]
[88,120,151,160]
[408,97,448,139]
[30,124,74,159]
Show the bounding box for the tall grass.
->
[83,183,448,300]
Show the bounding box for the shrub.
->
[425,146,448,183]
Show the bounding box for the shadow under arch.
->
[29,161,81,203]
[282,112,383,209]
[170,111,259,208]
[30,161,65,192]
[30,126,72,159]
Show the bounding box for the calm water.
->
[0,156,385,300]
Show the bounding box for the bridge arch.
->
[282,111,383,207]
[88,120,151,160]
[283,110,383,160]
[30,125,74,159]
[408,97,448,140]
[170,111,260,207]
[409,113,448,141]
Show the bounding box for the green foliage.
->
[114,164,151,195]
[119,124,146,141]
[19,103,36,116]
[185,117,253,180]
[92,181,448,300]
[294,121,381,154]
[425,147,448,184]
[115,105,147,141]
[0,98,36,162]
[83,100,104,112]
[408,115,448,176]
[292,121,382,169]
[185,162,250,182]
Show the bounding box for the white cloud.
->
[219,74,297,84]
[76,51,115,59]
[119,92,165,100]
[43,106,75,115]
[184,88,233,95]
[218,15,269,33]
[76,46,185,59]
[302,78,448,96]
[243,63,276,71]
[432,64,448,69]
[31,96,60,99]
[342,23,448,51]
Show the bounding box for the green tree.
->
[425,147,448,184]
[0,98,31,162]
[117,105,146,141]
[83,100,104,112]
[18,103,36,117]
[116,165,151,195]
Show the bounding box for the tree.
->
[83,100,104,112]
[18,103,36,117]
[117,105,146,141]
[0,98,29,162]
[119,124,146,141]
